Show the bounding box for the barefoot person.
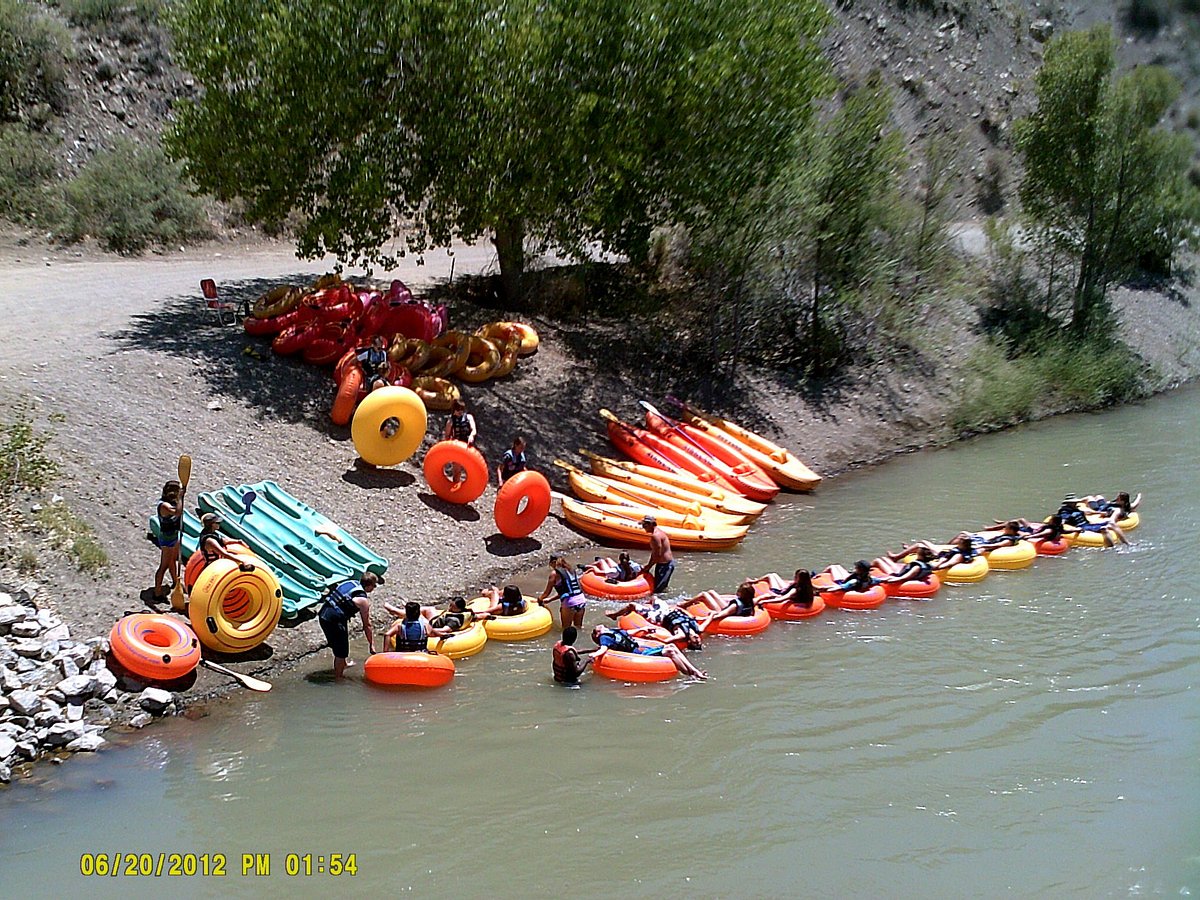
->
[443,398,478,484]
[538,555,587,631]
[590,625,707,680]
[152,479,185,601]
[318,572,381,678]
[641,515,675,593]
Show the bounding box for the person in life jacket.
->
[696,581,765,626]
[356,335,388,376]
[152,479,185,600]
[385,601,443,653]
[604,597,706,651]
[442,398,478,485]
[537,555,587,631]
[871,546,937,587]
[318,572,381,678]
[383,597,484,642]
[197,513,252,572]
[476,584,528,617]
[495,435,527,486]
[589,625,707,680]
[552,625,594,686]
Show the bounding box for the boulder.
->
[0,735,16,760]
[128,712,152,729]
[43,721,87,747]
[7,689,42,717]
[43,623,70,642]
[66,732,106,753]
[9,621,42,639]
[15,740,36,759]
[34,707,63,728]
[138,688,174,715]
[95,667,117,691]
[56,674,100,700]
[1029,19,1054,42]
[13,639,54,661]
[0,606,28,633]
[57,657,80,679]
[66,703,83,722]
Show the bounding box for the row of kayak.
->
[561,399,820,549]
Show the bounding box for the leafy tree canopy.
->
[168,0,832,300]
[1013,24,1200,333]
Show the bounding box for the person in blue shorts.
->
[152,479,184,600]
[590,625,706,679]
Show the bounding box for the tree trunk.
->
[493,219,526,308]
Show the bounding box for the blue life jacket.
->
[600,629,639,654]
[322,580,363,622]
[393,619,427,653]
[555,567,582,598]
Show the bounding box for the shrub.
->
[61,139,212,253]
[0,123,62,224]
[57,0,165,27]
[0,0,71,121]
[951,343,1043,432]
[0,406,58,495]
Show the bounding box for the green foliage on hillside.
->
[1014,24,1200,335]
[168,0,832,302]
[0,0,71,122]
[60,139,211,252]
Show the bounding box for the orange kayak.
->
[602,410,743,495]
[642,403,779,502]
[561,498,746,551]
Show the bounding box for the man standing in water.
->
[641,515,675,593]
[318,572,381,678]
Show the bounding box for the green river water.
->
[2,386,1198,897]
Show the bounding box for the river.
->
[2,386,1198,897]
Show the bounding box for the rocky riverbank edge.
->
[0,582,183,783]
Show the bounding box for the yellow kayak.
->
[674,402,821,492]
[581,451,766,519]
[561,498,747,551]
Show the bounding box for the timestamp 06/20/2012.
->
[78,852,358,878]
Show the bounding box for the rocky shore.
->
[0,584,181,784]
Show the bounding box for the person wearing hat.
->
[318,571,382,678]
[197,512,247,569]
[640,514,675,593]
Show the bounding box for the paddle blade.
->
[177,455,193,490]
[170,579,185,611]
[241,489,257,516]
[199,658,272,692]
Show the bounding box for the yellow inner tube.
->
[427,620,488,660]
[468,596,552,641]
[458,335,501,383]
[411,376,460,411]
[351,386,428,466]
[491,338,520,378]
[422,331,470,377]
[389,338,431,372]
[188,558,283,653]
[252,285,303,319]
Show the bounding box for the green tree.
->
[789,73,903,369]
[167,0,831,303]
[1014,25,1200,335]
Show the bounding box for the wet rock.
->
[0,763,10,783]
[128,712,152,729]
[43,721,87,747]
[138,688,173,715]
[57,674,99,700]
[8,690,42,717]
[66,732,105,753]
[16,740,36,760]
[0,735,15,760]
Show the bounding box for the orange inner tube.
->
[820,584,888,609]
[493,470,552,538]
[331,367,363,426]
[109,614,201,681]
[364,652,455,687]
[581,567,654,602]
[423,440,489,503]
[593,648,677,683]
[684,600,770,636]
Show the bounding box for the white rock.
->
[9,621,41,638]
[58,657,80,679]
[138,688,174,715]
[0,607,28,632]
[128,713,152,729]
[0,763,10,783]
[13,639,52,661]
[43,623,70,642]
[66,704,83,722]
[0,735,15,760]
[66,733,106,752]
[7,690,42,717]
[34,707,63,728]
[0,592,14,606]
[57,675,99,699]
[95,668,117,691]
[43,721,87,747]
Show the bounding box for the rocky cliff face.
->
[25,0,1200,213]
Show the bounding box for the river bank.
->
[1,237,1199,782]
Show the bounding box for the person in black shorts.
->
[318,572,381,678]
